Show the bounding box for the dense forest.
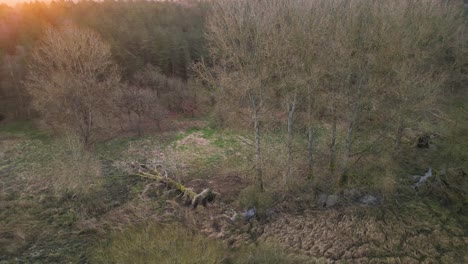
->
[0,0,467,263]
[1,0,206,120]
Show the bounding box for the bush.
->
[91,223,227,264]
[14,132,103,199]
[47,133,103,197]
[238,186,275,220]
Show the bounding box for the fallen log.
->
[131,163,217,208]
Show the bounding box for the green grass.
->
[0,121,121,262]
[94,132,178,161]
[0,120,50,141]
[94,136,140,160]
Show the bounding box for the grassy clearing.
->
[1,120,466,263]
[2,132,103,199]
[0,122,144,262]
[104,124,249,181]
[0,121,50,141]
[0,122,106,262]
[0,121,248,262]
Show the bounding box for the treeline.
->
[0,0,466,193]
[196,0,466,191]
[0,0,207,119]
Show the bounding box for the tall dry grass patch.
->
[91,223,226,264]
[16,132,103,198]
[48,133,103,197]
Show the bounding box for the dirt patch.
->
[187,173,248,203]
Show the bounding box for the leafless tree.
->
[25,25,121,144]
[197,0,465,190]
[121,85,167,135]
[195,0,293,190]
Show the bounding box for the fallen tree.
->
[131,163,218,208]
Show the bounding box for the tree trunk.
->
[339,101,360,186]
[329,105,337,174]
[156,117,162,131]
[285,92,297,184]
[252,95,264,191]
[339,76,363,185]
[307,85,315,180]
[394,116,404,153]
[84,111,92,145]
[137,112,142,137]
[133,164,217,208]
[306,86,315,180]
[307,126,315,180]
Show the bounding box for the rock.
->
[317,194,339,208]
[241,207,256,221]
[413,168,432,189]
[29,250,42,259]
[359,195,379,205]
[343,189,362,201]
[326,195,339,208]
[318,194,328,207]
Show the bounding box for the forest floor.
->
[0,121,466,263]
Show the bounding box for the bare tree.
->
[0,49,30,119]
[195,0,291,191]
[334,0,464,184]
[120,85,167,135]
[132,64,168,99]
[197,0,465,190]
[25,25,120,144]
[377,1,463,154]
[259,0,305,184]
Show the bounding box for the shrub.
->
[14,132,103,199]
[238,186,275,220]
[47,133,103,198]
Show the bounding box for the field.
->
[1,120,466,263]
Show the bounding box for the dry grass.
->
[15,133,103,198]
[115,128,244,181]
[379,169,398,198]
[1,120,466,263]
[91,222,305,264]
[49,134,103,197]
[91,223,227,264]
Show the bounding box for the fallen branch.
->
[131,163,218,208]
